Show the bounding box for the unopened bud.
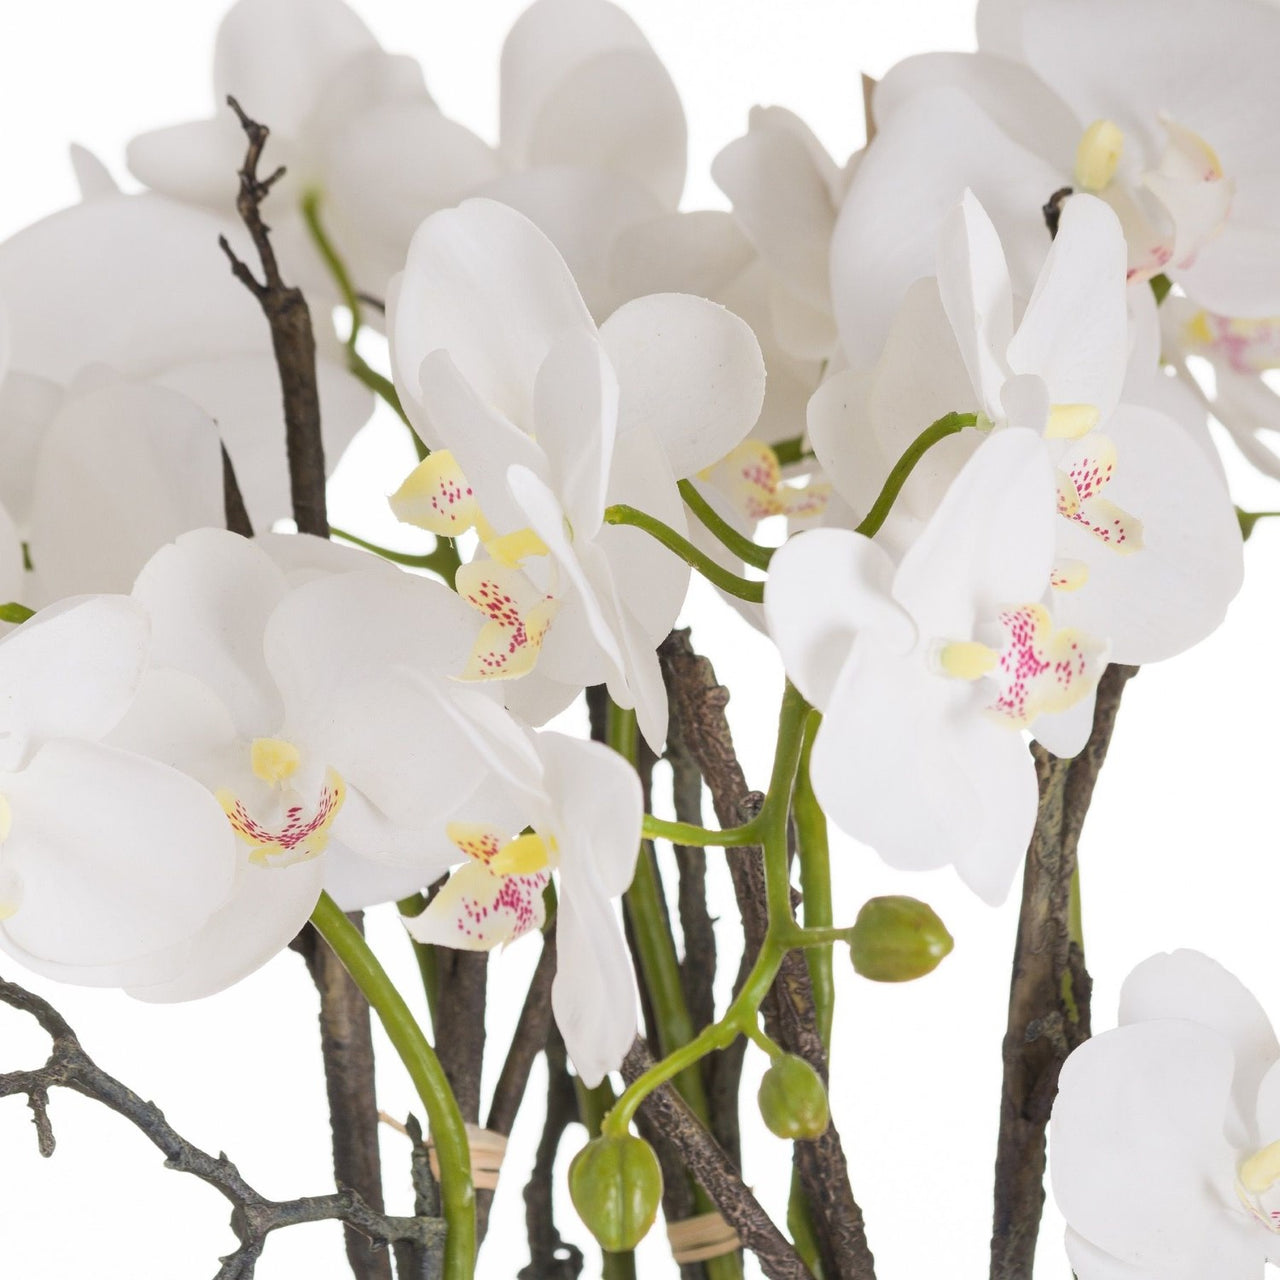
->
[569,1133,663,1252]
[758,1054,830,1140]
[849,895,953,982]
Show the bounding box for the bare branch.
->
[989,663,1137,1280]
[0,975,444,1280]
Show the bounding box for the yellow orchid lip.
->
[218,760,346,869]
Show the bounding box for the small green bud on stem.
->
[849,895,953,982]
[569,1133,663,1252]
[757,1054,830,1140]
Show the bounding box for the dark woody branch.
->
[0,975,444,1280]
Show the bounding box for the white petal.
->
[936,189,1014,420]
[132,529,287,737]
[805,368,887,521]
[554,884,637,1087]
[0,370,62,527]
[765,528,913,709]
[1052,404,1243,664]
[391,198,595,435]
[405,862,547,951]
[1120,950,1280,1148]
[212,0,377,137]
[831,86,1062,369]
[69,144,121,201]
[894,428,1056,639]
[127,117,246,207]
[1007,195,1129,420]
[0,595,149,769]
[610,209,755,303]
[28,379,224,601]
[1,739,235,969]
[533,328,619,540]
[601,292,765,478]
[1050,1019,1240,1271]
[129,854,327,1002]
[499,0,685,207]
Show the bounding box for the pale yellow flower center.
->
[1075,119,1125,191]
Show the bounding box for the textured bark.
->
[989,664,1137,1280]
[623,1041,812,1280]
[659,631,876,1280]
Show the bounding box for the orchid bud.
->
[569,1133,663,1252]
[849,895,953,982]
[758,1055,830,1140]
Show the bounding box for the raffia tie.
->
[667,1211,741,1264]
[427,1123,507,1191]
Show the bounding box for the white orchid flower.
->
[406,728,642,1088]
[766,429,1105,905]
[812,192,1242,666]
[108,528,521,1000]
[0,190,371,529]
[1051,950,1280,1278]
[126,0,500,301]
[389,198,765,748]
[833,0,1280,366]
[0,596,237,989]
[712,106,852,364]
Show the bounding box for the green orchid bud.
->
[757,1054,830,1140]
[569,1133,663,1252]
[849,895,953,982]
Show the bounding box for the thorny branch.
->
[989,663,1137,1280]
[0,976,445,1280]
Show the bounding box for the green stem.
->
[608,704,742,1280]
[1237,507,1280,541]
[772,436,815,467]
[794,712,834,1049]
[301,188,362,348]
[604,683,812,1135]
[641,813,763,848]
[396,893,440,1029]
[0,603,34,624]
[604,504,764,603]
[331,526,460,587]
[677,479,773,570]
[855,411,978,539]
[310,893,475,1280]
[574,1076,637,1280]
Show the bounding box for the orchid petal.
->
[405,861,548,951]
[499,0,685,206]
[601,292,765,478]
[0,739,235,968]
[766,528,914,709]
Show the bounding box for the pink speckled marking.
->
[222,769,344,867]
[987,604,1103,727]
[1055,438,1143,554]
[448,868,551,947]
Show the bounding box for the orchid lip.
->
[1236,1139,1280,1233]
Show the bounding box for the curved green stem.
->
[301,189,362,349]
[331,526,460,587]
[605,683,812,1135]
[855,411,979,539]
[641,813,763,848]
[1238,508,1280,540]
[396,893,440,1029]
[677,479,773,570]
[604,504,764,602]
[794,712,834,1048]
[310,893,475,1280]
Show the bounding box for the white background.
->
[3,2,1280,1278]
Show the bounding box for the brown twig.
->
[659,630,876,1280]
[518,1032,586,1280]
[989,663,1137,1280]
[221,98,388,1280]
[222,443,254,537]
[0,975,443,1280]
[622,1041,812,1280]
[218,95,328,538]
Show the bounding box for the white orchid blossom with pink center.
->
[0,190,371,529]
[106,528,524,1000]
[389,198,765,748]
[767,430,1105,904]
[832,0,1280,367]
[406,727,642,1087]
[812,191,1242,666]
[0,596,237,989]
[1051,950,1280,1278]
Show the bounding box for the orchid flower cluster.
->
[1,0,1279,1276]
